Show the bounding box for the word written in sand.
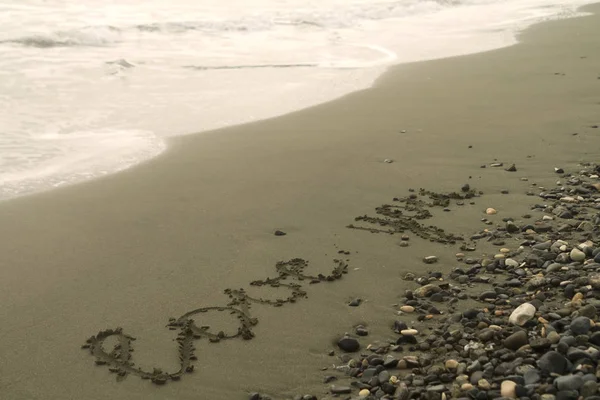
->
[82,258,348,385]
[347,188,478,244]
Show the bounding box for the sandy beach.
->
[1,4,600,399]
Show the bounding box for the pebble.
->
[478,379,491,390]
[504,330,528,350]
[538,351,569,374]
[400,329,418,336]
[501,380,517,398]
[337,336,360,352]
[570,248,586,262]
[330,385,352,394]
[555,375,584,391]
[358,389,370,398]
[570,316,592,335]
[508,303,536,326]
[423,256,438,264]
[399,305,415,313]
[348,299,361,307]
[486,208,497,215]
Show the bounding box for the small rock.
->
[384,159,394,163]
[400,305,415,313]
[509,303,536,326]
[578,304,597,319]
[414,284,440,298]
[337,336,360,352]
[274,230,287,236]
[501,380,517,398]
[555,375,584,391]
[506,164,517,172]
[570,248,586,262]
[358,388,370,398]
[423,256,438,264]
[355,327,369,337]
[478,379,491,390]
[400,329,418,336]
[504,330,528,350]
[330,385,352,394]
[570,316,591,335]
[445,360,459,371]
[348,299,362,307]
[580,380,598,398]
[486,208,497,215]
[538,351,569,374]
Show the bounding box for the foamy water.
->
[0,0,594,199]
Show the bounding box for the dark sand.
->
[1,5,600,399]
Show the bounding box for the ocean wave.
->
[3,26,122,48]
[132,0,458,34]
[184,63,317,71]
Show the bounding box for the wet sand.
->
[1,4,600,399]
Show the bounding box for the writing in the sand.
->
[81,258,348,384]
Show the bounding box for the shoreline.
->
[1,2,595,205]
[1,3,600,400]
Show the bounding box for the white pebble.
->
[509,303,536,326]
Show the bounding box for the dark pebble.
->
[538,351,569,374]
[504,330,528,350]
[337,336,360,352]
[570,317,591,335]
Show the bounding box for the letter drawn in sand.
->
[82,258,348,384]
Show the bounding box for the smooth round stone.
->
[400,305,415,313]
[378,370,390,383]
[538,351,569,374]
[337,336,360,352]
[414,284,440,298]
[524,369,541,385]
[555,375,584,391]
[509,303,536,326]
[580,380,598,398]
[504,330,528,350]
[546,263,562,272]
[445,360,459,370]
[478,379,491,390]
[423,256,438,264]
[570,248,586,262]
[486,208,498,215]
[461,383,474,391]
[501,380,517,398]
[505,258,519,268]
[330,385,352,394]
[358,389,370,398]
[570,317,592,335]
